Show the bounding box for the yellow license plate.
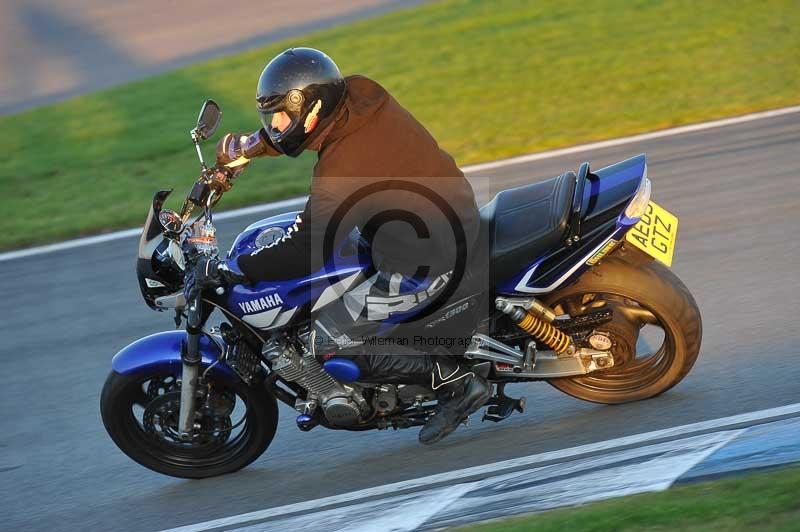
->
[625,201,679,266]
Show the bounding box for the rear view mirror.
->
[194,100,221,140]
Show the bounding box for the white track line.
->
[0,197,307,262]
[161,402,800,532]
[230,431,744,532]
[464,105,800,173]
[2,104,798,264]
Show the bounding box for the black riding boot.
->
[418,358,492,445]
[334,346,492,443]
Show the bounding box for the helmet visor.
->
[259,110,295,137]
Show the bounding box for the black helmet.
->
[256,47,346,157]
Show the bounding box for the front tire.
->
[101,369,278,478]
[544,248,702,404]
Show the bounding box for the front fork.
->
[178,293,203,438]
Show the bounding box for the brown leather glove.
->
[216,129,278,169]
[216,133,251,174]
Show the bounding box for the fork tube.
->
[178,364,199,438]
[178,294,202,438]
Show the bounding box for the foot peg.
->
[482,384,525,423]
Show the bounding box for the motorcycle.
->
[101,100,702,478]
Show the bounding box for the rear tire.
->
[544,248,702,404]
[101,369,278,478]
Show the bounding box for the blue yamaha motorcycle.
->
[101,101,702,478]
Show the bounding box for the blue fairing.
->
[112,330,236,380]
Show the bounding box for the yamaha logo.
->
[239,293,284,314]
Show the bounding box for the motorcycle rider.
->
[197,47,491,444]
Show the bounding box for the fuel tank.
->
[223,211,367,332]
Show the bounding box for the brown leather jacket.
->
[220,75,480,282]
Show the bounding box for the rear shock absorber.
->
[496,300,573,355]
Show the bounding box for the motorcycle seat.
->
[479,172,576,281]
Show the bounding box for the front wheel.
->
[544,248,702,404]
[101,368,278,478]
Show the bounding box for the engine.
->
[263,334,369,426]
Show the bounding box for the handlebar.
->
[178,166,236,226]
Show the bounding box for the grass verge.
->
[1,0,798,250]
[456,465,800,532]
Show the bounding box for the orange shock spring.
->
[497,301,572,354]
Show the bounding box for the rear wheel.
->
[101,369,278,478]
[544,248,702,404]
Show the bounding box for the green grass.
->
[1,0,798,250]
[457,466,800,532]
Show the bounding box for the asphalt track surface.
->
[1,112,798,531]
[0,0,424,114]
